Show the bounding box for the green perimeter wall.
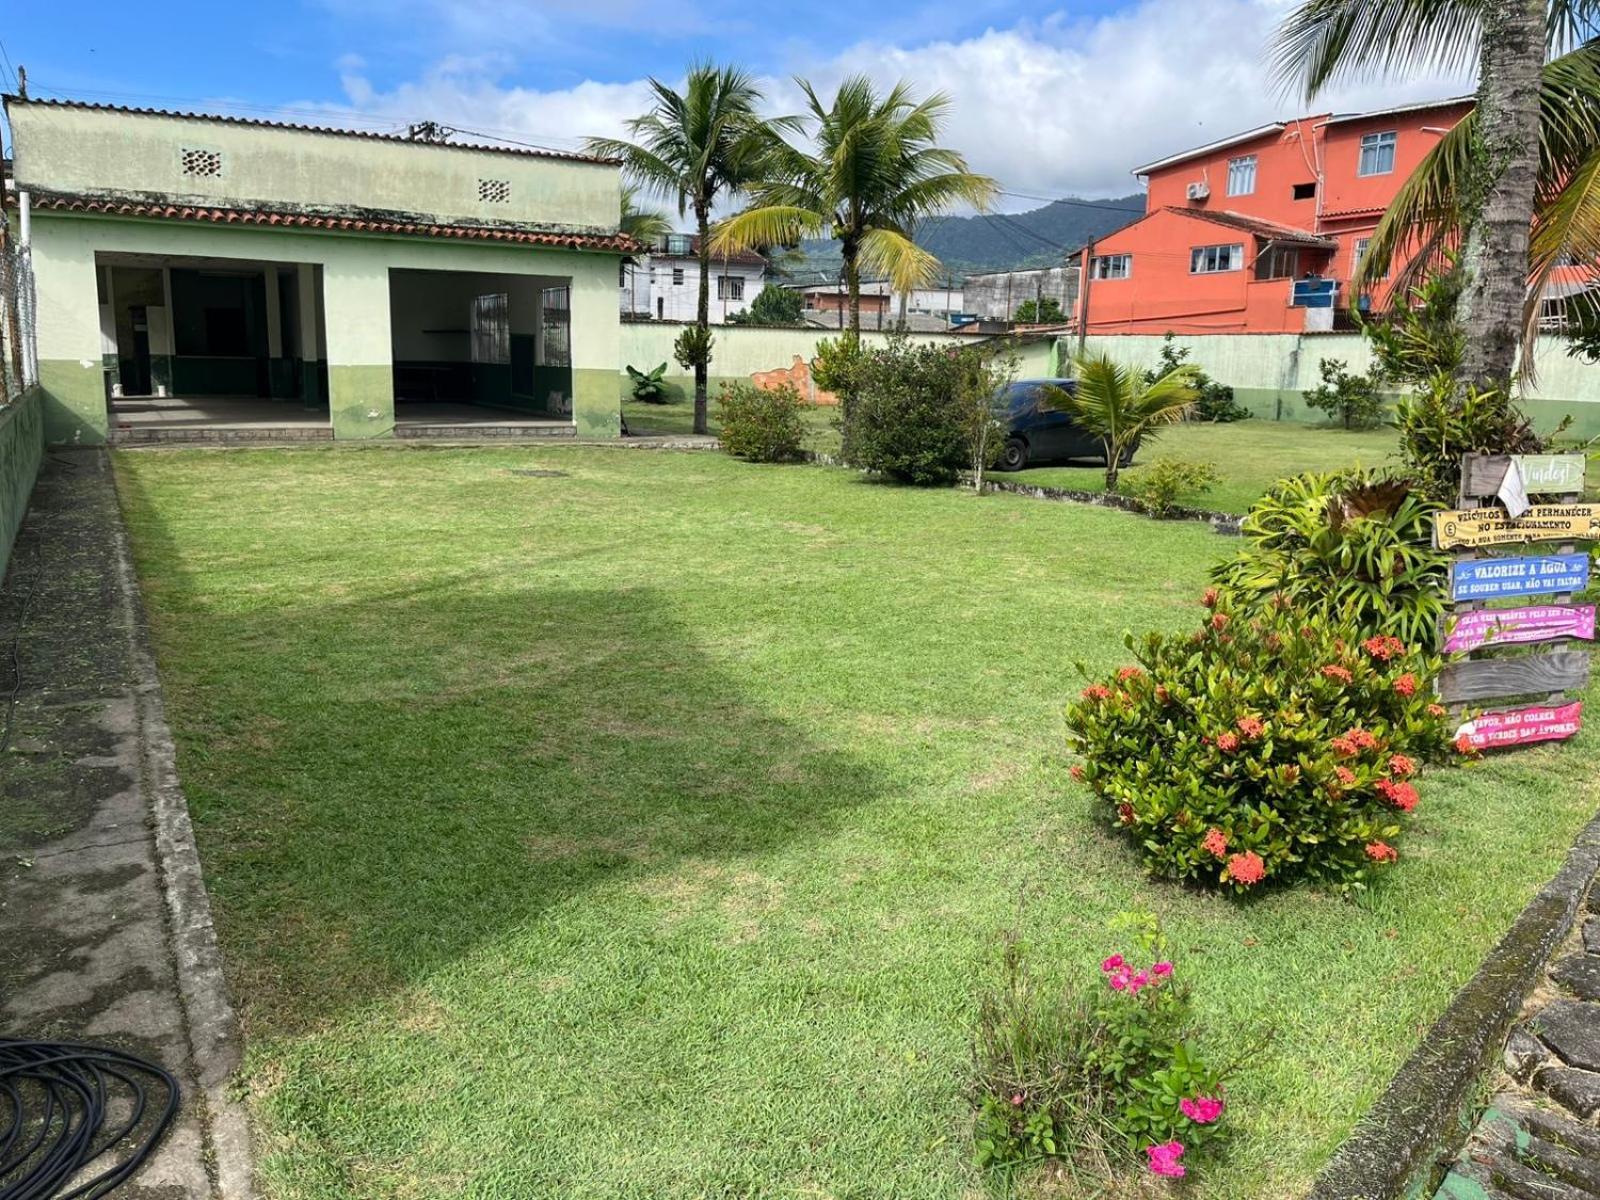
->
[1076,332,1600,439]
[0,387,45,584]
[618,322,1056,404]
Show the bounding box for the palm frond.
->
[711,206,828,256]
[1271,0,1488,100]
[856,227,942,292]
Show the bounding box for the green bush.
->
[1066,595,1452,893]
[846,337,998,485]
[626,361,671,403]
[1393,376,1544,503]
[1210,470,1449,645]
[1129,457,1220,517]
[1144,335,1248,423]
[972,919,1226,1183]
[1303,357,1384,429]
[715,381,808,462]
[726,283,805,326]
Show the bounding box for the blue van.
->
[994,378,1131,472]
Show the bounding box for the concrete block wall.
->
[0,387,45,582]
[1077,331,1600,437]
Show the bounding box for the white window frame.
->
[1353,237,1389,281]
[1090,253,1132,280]
[717,275,745,301]
[1190,243,1244,274]
[1358,131,1397,177]
[1227,155,1257,197]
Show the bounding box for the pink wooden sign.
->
[1457,701,1583,751]
[1444,605,1597,654]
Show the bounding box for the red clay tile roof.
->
[1160,206,1337,249]
[23,191,643,253]
[2,96,618,166]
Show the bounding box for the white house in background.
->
[619,233,768,323]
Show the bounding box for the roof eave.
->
[1130,123,1288,178]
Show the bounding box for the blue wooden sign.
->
[1451,553,1591,601]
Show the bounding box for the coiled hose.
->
[0,1039,179,1199]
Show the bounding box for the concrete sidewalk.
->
[0,450,252,1198]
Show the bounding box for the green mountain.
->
[776,193,1146,283]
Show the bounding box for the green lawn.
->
[115,446,1597,1199]
[1012,420,1401,514]
[625,404,1399,515]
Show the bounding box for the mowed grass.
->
[626,401,1399,515]
[1014,420,1401,514]
[114,445,1597,1200]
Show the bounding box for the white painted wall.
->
[619,254,766,323]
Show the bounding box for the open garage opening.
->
[388,268,574,432]
[98,253,332,440]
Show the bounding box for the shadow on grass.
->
[114,463,889,1041]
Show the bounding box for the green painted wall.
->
[8,100,622,235]
[0,387,45,584]
[1074,331,1600,438]
[616,322,1055,404]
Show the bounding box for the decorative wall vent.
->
[478,178,511,204]
[180,148,224,177]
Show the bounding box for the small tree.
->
[1013,297,1066,324]
[1042,353,1200,491]
[728,284,805,326]
[673,325,714,385]
[626,362,671,403]
[955,346,1017,494]
[1302,358,1384,429]
[1143,334,1248,422]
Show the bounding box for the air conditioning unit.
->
[1186,181,1210,201]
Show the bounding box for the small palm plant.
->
[1043,353,1200,492]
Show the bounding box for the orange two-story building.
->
[1081,97,1473,334]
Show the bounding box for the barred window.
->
[470,293,510,365]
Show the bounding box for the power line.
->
[998,189,1146,215]
[0,40,19,94]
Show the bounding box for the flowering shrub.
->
[971,917,1228,1183]
[1066,593,1452,892]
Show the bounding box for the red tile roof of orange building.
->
[1161,206,1337,249]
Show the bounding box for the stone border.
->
[1309,808,1600,1200]
[104,451,257,1199]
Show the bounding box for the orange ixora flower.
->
[1363,635,1406,662]
[1216,731,1241,753]
[1392,673,1419,698]
[1226,851,1266,886]
[1365,841,1398,864]
[1081,684,1113,702]
[1236,716,1265,739]
[1202,828,1229,857]
[1320,664,1353,684]
[1388,754,1417,778]
[1211,612,1231,631]
[1117,666,1144,681]
[1201,587,1220,608]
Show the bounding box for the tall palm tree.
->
[1042,354,1200,492]
[1274,0,1600,390]
[620,184,672,245]
[711,75,996,338]
[587,65,767,434]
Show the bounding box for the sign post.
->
[1440,453,1591,753]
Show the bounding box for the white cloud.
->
[311,0,1471,209]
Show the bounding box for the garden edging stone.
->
[1308,807,1600,1200]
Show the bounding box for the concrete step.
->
[394,424,575,440]
[111,426,334,445]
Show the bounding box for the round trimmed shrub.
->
[1066,593,1452,893]
[716,381,808,462]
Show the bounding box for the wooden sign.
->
[1434,504,1600,549]
[1437,649,1592,703]
[1462,454,1588,498]
[1451,554,1590,602]
[1444,604,1598,653]
[1456,701,1583,751]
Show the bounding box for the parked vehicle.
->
[992,378,1136,471]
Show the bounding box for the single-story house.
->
[3,96,639,443]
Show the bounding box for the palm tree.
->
[586,65,767,434]
[1043,354,1200,492]
[711,75,996,338]
[1274,0,1600,391]
[620,184,672,245]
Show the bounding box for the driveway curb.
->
[1309,807,1600,1200]
[105,451,257,1200]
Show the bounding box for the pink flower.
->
[1201,588,1220,609]
[1011,1093,1024,1107]
[1180,1096,1224,1124]
[1152,961,1173,978]
[1128,970,1151,993]
[1146,1141,1186,1178]
[1108,969,1131,992]
[1101,954,1125,973]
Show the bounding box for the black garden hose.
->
[0,1039,179,1199]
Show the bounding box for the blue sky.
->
[1,0,1468,207]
